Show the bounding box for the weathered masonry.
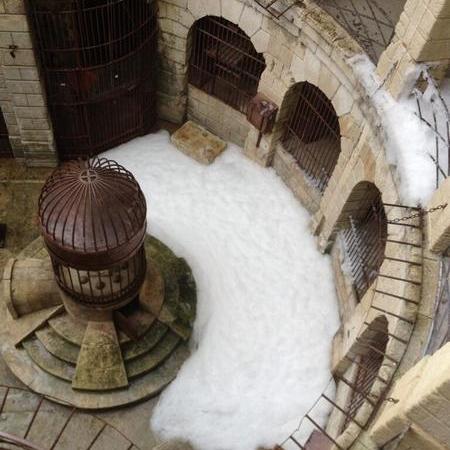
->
[0,1,450,449]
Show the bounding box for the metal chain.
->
[389,203,448,224]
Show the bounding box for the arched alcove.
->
[188,16,266,115]
[337,182,387,302]
[280,81,341,192]
[341,315,389,431]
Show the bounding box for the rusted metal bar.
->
[321,394,365,428]
[383,203,421,210]
[86,423,107,450]
[363,322,409,345]
[370,305,415,324]
[387,221,420,229]
[24,396,44,439]
[384,256,422,267]
[336,376,378,407]
[344,356,389,384]
[289,435,304,449]
[374,289,419,306]
[0,386,9,415]
[49,408,77,450]
[377,273,421,286]
[305,415,343,450]
[281,81,341,193]
[0,431,45,450]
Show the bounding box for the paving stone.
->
[35,326,80,364]
[126,332,180,379]
[22,337,74,382]
[72,321,128,391]
[171,121,227,165]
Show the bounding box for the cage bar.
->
[189,16,266,116]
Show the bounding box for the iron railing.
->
[281,82,341,193]
[0,384,140,450]
[278,203,423,450]
[314,0,406,63]
[189,16,266,115]
[414,72,450,189]
[26,0,158,160]
[253,0,302,19]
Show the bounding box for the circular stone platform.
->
[0,235,196,409]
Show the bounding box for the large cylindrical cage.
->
[26,0,158,160]
[38,157,147,307]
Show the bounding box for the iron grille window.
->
[342,318,389,430]
[26,0,158,160]
[188,16,266,115]
[342,190,387,301]
[282,82,341,192]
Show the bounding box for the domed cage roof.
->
[39,157,147,270]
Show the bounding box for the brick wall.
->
[0,0,56,166]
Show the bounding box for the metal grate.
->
[253,0,302,19]
[342,319,389,430]
[0,384,141,450]
[342,191,387,302]
[414,72,450,190]
[0,106,12,158]
[189,16,266,115]
[315,0,406,63]
[282,82,341,193]
[26,0,158,160]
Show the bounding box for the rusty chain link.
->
[389,203,448,224]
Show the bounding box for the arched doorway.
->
[188,16,266,115]
[26,0,158,160]
[281,82,341,192]
[338,182,387,301]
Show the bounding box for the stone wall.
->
[0,0,56,166]
[187,85,250,148]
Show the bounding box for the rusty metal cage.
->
[188,16,266,115]
[26,0,158,160]
[282,82,341,192]
[38,157,147,307]
[341,186,387,302]
[0,107,12,158]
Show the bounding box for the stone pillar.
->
[0,0,57,166]
[157,0,192,125]
[371,343,450,449]
[377,0,450,99]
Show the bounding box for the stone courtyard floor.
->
[0,159,180,450]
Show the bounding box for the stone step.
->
[72,321,128,391]
[49,313,130,346]
[122,321,169,361]
[6,343,190,409]
[35,326,79,364]
[126,332,180,380]
[22,337,74,382]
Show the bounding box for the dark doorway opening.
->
[0,107,12,158]
[26,0,158,160]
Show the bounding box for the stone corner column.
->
[427,177,450,253]
[370,343,450,449]
[377,0,450,100]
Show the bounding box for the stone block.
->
[188,0,220,19]
[171,120,227,164]
[239,5,262,37]
[222,0,244,24]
